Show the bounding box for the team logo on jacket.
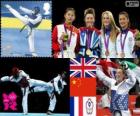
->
[128,37,133,41]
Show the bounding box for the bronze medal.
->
[120,52,125,58]
[105,50,109,56]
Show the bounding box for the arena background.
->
[52,0,140,30]
[0,58,69,113]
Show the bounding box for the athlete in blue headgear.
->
[5,4,42,56]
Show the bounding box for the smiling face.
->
[85,13,95,28]
[119,14,129,29]
[64,10,75,25]
[102,13,111,28]
[115,68,125,83]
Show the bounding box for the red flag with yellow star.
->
[70,58,96,96]
[70,77,96,96]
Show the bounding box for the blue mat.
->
[1,28,51,57]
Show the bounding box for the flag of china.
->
[70,77,96,96]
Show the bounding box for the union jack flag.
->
[70,58,96,78]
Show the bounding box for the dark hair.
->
[34,7,40,14]
[119,11,130,27]
[119,11,129,19]
[64,7,75,15]
[84,8,95,17]
[11,67,19,76]
[60,71,67,76]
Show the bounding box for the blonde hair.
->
[101,11,120,42]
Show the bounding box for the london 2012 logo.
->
[2,92,17,111]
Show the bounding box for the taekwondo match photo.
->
[1,1,52,57]
[0,58,69,116]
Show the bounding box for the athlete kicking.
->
[0,67,67,115]
[29,72,67,115]
[5,4,42,56]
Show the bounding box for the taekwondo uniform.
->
[1,73,67,114]
[6,5,42,56]
[29,74,67,112]
[96,68,136,116]
[100,29,117,58]
[52,24,79,58]
[116,29,135,58]
[0,70,30,115]
[78,27,100,57]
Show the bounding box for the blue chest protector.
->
[27,14,42,28]
[110,90,129,112]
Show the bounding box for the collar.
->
[121,28,129,34]
[64,23,73,29]
[80,27,96,31]
[104,26,111,35]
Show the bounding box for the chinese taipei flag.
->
[70,97,96,116]
[70,58,96,116]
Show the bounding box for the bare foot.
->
[5,4,11,9]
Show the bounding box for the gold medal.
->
[120,52,125,58]
[63,34,69,42]
[105,50,109,56]
[86,49,92,56]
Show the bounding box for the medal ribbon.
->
[60,42,64,58]
[86,29,92,49]
[64,23,73,46]
[60,23,73,58]
[104,32,110,52]
[120,30,128,52]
